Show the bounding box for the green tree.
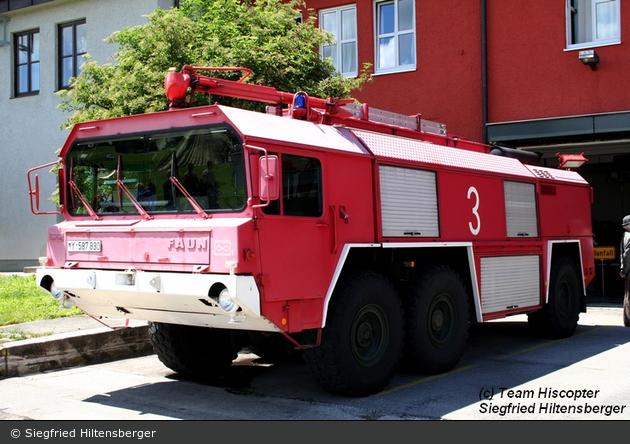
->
[58,0,371,129]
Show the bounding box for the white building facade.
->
[0,0,177,271]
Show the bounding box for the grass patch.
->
[0,274,82,327]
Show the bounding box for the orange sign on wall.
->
[594,247,616,260]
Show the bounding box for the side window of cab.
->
[263,154,322,217]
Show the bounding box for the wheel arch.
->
[546,240,587,312]
[321,242,482,327]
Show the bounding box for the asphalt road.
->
[1,305,628,421]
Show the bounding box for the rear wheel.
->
[148,322,238,379]
[528,256,581,338]
[303,271,404,397]
[403,265,470,374]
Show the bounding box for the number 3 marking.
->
[467,186,480,235]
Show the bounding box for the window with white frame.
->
[319,5,357,77]
[567,0,620,48]
[58,20,87,90]
[375,0,415,74]
[14,29,39,96]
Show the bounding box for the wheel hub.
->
[351,304,389,366]
[431,309,444,332]
[357,321,374,348]
[428,294,456,347]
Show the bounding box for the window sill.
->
[565,40,621,52]
[12,91,40,99]
[373,65,417,77]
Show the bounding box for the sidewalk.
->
[0,315,153,378]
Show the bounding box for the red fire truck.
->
[28,66,595,397]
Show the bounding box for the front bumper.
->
[36,267,280,332]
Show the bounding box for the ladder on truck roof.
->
[340,103,447,136]
[165,65,469,146]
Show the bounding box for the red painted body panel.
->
[438,172,508,242]
[255,147,376,331]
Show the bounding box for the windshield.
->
[66,125,246,216]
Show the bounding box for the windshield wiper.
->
[115,179,153,220]
[115,155,152,220]
[68,180,101,221]
[165,151,209,218]
[169,176,210,219]
[68,158,101,220]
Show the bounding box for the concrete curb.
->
[0,324,154,378]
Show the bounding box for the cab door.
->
[255,151,332,329]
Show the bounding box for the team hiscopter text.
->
[480,387,602,401]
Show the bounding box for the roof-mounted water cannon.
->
[164,67,192,108]
[165,65,254,109]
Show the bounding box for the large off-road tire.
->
[528,256,581,338]
[402,265,470,374]
[148,322,238,379]
[303,271,404,397]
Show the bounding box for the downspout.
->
[481,0,488,144]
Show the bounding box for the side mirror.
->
[27,161,62,215]
[57,167,65,207]
[259,155,279,201]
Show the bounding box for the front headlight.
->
[51,283,63,301]
[218,288,235,312]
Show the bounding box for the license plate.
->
[67,240,101,252]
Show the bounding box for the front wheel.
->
[303,271,404,397]
[148,322,238,379]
